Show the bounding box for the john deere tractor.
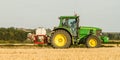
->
[51,15,109,48]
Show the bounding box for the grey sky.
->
[0,0,120,32]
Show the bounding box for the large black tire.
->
[51,30,71,48]
[85,35,101,48]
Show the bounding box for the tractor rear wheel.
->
[85,35,101,48]
[51,30,71,48]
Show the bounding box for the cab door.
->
[68,19,77,36]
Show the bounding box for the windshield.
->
[62,19,77,27]
[68,19,76,27]
[62,18,77,36]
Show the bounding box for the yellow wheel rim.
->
[89,38,97,47]
[54,34,67,47]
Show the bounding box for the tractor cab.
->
[59,16,79,36]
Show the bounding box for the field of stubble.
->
[0,45,120,60]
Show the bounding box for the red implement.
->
[34,35,47,44]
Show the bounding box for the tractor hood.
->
[79,26,102,35]
[80,26,102,30]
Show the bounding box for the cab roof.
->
[59,16,79,19]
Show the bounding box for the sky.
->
[0,0,120,32]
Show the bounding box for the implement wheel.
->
[86,35,101,48]
[51,30,71,48]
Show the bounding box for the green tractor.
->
[50,15,109,48]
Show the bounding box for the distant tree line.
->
[0,27,28,42]
[103,32,120,40]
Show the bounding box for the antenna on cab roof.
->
[74,11,78,16]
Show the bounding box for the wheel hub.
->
[54,34,67,47]
[89,39,97,47]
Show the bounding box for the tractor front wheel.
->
[85,35,101,48]
[51,30,71,48]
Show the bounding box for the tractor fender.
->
[51,28,73,44]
